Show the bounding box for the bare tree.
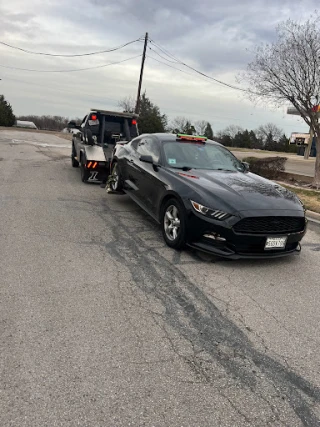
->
[194,120,207,136]
[118,96,135,113]
[256,123,283,144]
[17,115,72,131]
[240,15,320,186]
[217,124,244,139]
[170,116,194,134]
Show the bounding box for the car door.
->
[134,136,165,214]
[118,137,142,190]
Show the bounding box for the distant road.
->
[231,149,316,177]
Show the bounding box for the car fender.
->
[157,190,187,222]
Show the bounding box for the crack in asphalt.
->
[96,198,320,426]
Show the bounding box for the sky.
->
[0,0,317,135]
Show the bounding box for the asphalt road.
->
[231,150,316,177]
[1,130,320,427]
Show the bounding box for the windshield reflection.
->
[163,141,243,172]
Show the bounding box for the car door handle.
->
[128,159,134,163]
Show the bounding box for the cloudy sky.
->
[0,0,317,134]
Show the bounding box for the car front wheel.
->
[161,198,186,249]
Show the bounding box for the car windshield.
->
[162,141,244,171]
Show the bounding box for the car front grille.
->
[233,217,305,235]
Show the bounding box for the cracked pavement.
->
[1,131,320,427]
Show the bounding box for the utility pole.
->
[135,32,148,115]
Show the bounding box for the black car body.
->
[110,133,307,259]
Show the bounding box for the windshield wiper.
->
[171,166,194,171]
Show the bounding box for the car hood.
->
[171,169,303,213]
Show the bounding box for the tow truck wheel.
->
[80,158,90,183]
[110,162,123,191]
[71,144,79,168]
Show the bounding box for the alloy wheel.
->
[164,205,181,241]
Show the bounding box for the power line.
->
[149,39,249,93]
[0,38,143,57]
[148,54,207,80]
[147,46,180,64]
[0,54,142,73]
[148,52,246,91]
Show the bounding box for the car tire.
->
[110,162,123,191]
[161,198,186,249]
[71,143,79,168]
[80,156,90,183]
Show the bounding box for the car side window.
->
[137,138,160,163]
[80,116,87,128]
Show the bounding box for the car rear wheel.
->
[110,162,123,191]
[162,198,186,249]
[71,144,79,167]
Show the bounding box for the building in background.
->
[290,132,316,157]
[15,120,38,130]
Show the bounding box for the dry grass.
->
[0,126,72,141]
[282,184,320,214]
[228,147,291,155]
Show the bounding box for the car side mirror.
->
[242,162,250,172]
[139,155,154,164]
[67,121,77,129]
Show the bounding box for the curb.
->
[306,210,320,224]
[278,172,314,184]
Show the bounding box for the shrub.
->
[0,95,15,127]
[243,156,287,179]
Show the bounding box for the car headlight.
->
[297,197,306,212]
[191,200,232,220]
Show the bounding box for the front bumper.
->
[185,211,307,259]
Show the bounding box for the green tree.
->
[264,132,275,151]
[278,134,289,152]
[204,122,214,139]
[119,93,167,134]
[185,121,195,135]
[218,135,232,147]
[0,95,15,127]
[233,130,252,148]
[249,130,262,149]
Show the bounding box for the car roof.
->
[140,133,222,146]
[90,109,139,119]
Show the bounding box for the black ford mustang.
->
[110,133,307,259]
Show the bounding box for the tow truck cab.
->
[70,109,138,183]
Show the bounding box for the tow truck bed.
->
[70,109,138,183]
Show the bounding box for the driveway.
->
[1,130,319,426]
[232,149,316,177]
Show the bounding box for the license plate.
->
[265,236,287,250]
[88,119,99,126]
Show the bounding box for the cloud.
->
[0,0,316,134]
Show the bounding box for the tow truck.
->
[69,109,139,183]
